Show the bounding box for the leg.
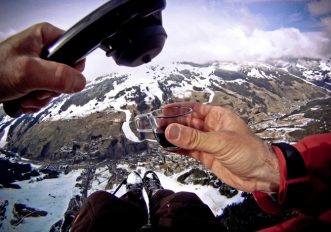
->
[120,188,148,214]
[150,190,225,231]
[142,171,224,231]
[71,190,148,232]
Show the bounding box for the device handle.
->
[3,0,166,118]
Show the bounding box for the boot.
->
[143,171,164,198]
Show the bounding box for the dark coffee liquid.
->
[153,132,178,149]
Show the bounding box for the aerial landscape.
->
[0,0,331,231]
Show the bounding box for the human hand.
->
[165,102,280,193]
[0,22,86,114]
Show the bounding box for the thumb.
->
[24,57,86,94]
[165,123,221,153]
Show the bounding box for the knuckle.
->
[33,22,51,33]
[39,22,51,28]
[187,129,200,150]
[29,23,44,38]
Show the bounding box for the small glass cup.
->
[134,106,192,150]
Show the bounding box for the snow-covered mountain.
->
[0,58,331,231]
[266,57,331,90]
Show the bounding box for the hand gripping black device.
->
[3,0,167,118]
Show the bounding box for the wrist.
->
[256,142,280,193]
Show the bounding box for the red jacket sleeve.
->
[253,133,331,215]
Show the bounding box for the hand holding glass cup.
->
[134,106,192,150]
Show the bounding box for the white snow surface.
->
[217,61,241,72]
[0,126,10,148]
[247,67,273,80]
[303,70,325,81]
[0,169,82,232]
[0,117,18,148]
[247,67,264,79]
[296,63,307,70]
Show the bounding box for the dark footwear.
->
[126,171,143,195]
[143,171,163,198]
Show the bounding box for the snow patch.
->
[247,68,265,79]
[218,62,241,72]
[0,125,10,148]
[205,88,215,104]
[0,169,82,232]
[296,63,307,69]
[303,70,325,81]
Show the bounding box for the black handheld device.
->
[3,0,167,118]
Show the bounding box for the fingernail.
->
[168,125,180,140]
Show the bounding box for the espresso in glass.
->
[134,106,192,150]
